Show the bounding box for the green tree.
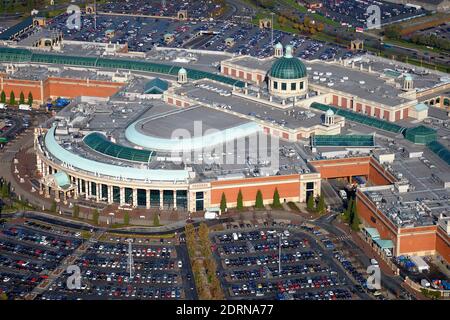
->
[9,91,15,105]
[1,182,9,198]
[236,189,243,210]
[19,91,25,105]
[351,211,360,231]
[220,192,227,213]
[342,198,352,222]
[72,205,80,218]
[50,201,57,213]
[349,198,357,224]
[384,25,402,40]
[0,91,5,103]
[307,194,315,211]
[27,92,33,106]
[316,194,326,214]
[92,209,99,225]
[0,291,7,300]
[255,190,264,209]
[153,213,160,226]
[272,188,281,208]
[123,212,130,225]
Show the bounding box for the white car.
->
[177,261,183,268]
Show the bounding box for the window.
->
[300,82,304,90]
[163,190,174,209]
[281,83,287,91]
[273,81,278,89]
[196,192,204,212]
[291,82,296,90]
[113,186,120,203]
[91,182,97,196]
[306,182,315,190]
[176,190,188,210]
[150,190,160,208]
[137,189,146,207]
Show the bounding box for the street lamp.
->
[277,232,287,276]
[271,12,275,48]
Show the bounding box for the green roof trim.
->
[53,172,71,190]
[144,78,169,94]
[427,141,450,165]
[84,132,155,163]
[311,102,406,134]
[312,134,374,147]
[373,239,394,249]
[0,47,246,88]
[363,227,380,240]
[404,125,437,145]
[269,57,307,79]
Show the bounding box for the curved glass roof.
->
[125,121,261,152]
[0,47,246,88]
[427,141,450,166]
[311,103,406,134]
[312,135,374,147]
[44,126,189,181]
[83,132,154,163]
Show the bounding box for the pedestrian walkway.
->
[26,229,105,300]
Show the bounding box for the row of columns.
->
[72,177,185,210]
[37,159,196,211]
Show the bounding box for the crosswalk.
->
[334,235,352,242]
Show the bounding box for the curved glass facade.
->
[125,121,261,152]
[44,126,189,181]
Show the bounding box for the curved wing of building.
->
[44,126,189,182]
[125,121,262,152]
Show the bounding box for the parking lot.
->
[99,0,221,20]
[37,240,186,300]
[210,221,369,300]
[318,0,426,28]
[0,111,29,150]
[43,12,354,60]
[0,219,83,299]
[0,218,195,300]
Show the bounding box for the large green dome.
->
[269,46,307,79]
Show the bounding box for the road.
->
[313,213,411,299]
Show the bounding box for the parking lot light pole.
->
[278,233,283,276]
[271,12,275,49]
[126,239,134,280]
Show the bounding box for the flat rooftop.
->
[138,106,250,139]
[225,54,449,107]
[361,154,450,228]
[1,64,113,82]
[50,98,314,182]
[306,61,410,107]
[173,80,328,130]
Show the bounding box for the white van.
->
[232,232,238,241]
[19,104,31,111]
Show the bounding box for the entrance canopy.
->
[374,238,394,249]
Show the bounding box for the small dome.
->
[404,74,413,81]
[178,67,187,75]
[269,48,307,80]
[274,42,283,49]
[326,109,334,116]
